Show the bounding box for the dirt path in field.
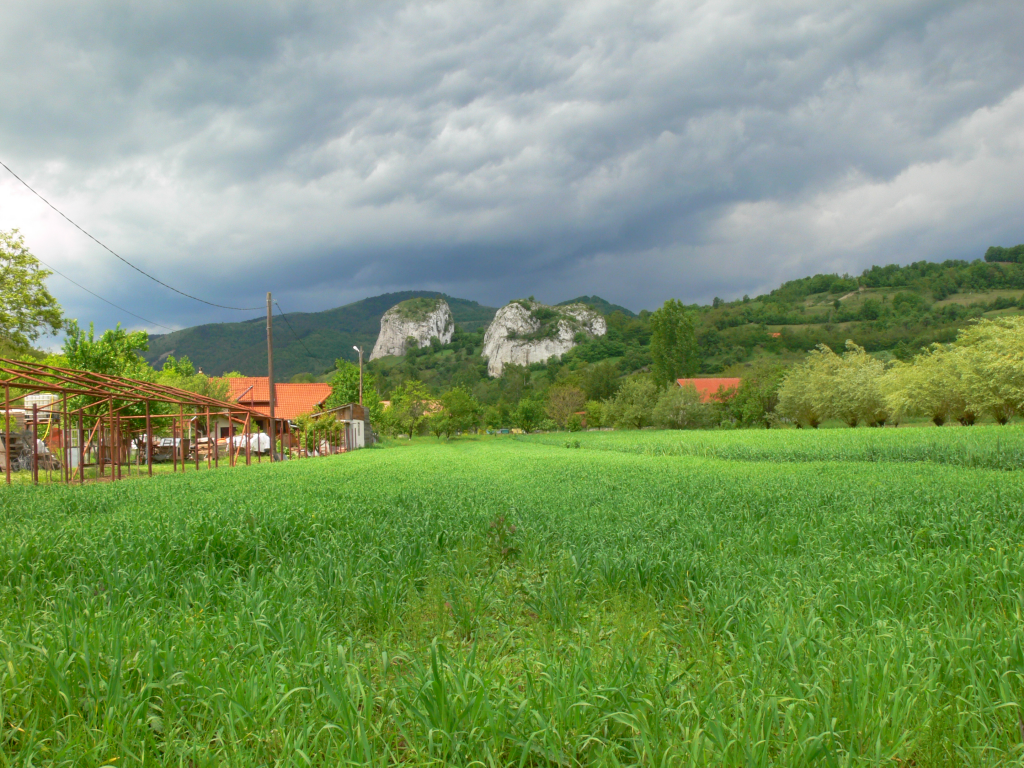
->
[838,286,864,301]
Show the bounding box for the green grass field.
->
[2,430,1024,766]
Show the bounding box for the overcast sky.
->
[2,0,1023,335]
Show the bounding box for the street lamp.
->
[352,346,363,405]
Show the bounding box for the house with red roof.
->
[675,377,742,403]
[223,377,333,429]
[208,376,371,451]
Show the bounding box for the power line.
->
[274,301,319,362]
[34,254,176,332]
[1,159,262,311]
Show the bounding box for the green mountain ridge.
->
[144,291,499,380]
[144,292,640,380]
[557,295,637,317]
[142,251,1024,383]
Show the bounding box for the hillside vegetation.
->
[143,292,496,380]
[138,249,1024,411]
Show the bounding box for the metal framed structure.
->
[0,357,265,485]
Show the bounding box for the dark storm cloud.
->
[1,0,1023,335]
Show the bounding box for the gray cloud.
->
[1,0,1023,335]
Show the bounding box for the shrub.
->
[652,385,718,429]
[607,376,659,429]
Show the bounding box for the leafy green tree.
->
[326,359,383,422]
[483,403,510,431]
[427,411,450,439]
[652,384,717,429]
[511,398,544,433]
[545,385,586,429]
[62,321,158,455]
[63,320,152,379]
[776,352,826,428]
[778,342,889,428]
[984,244,1024,263]
[607,376,659,429]
[0,229,63,349]
[649,299,699,385]
[882,347,965,426]
[388,380,432,437]
[157,354,229,403]
[499,363,531,403]
[584,400,606,429]
[730,360,786,428]
[952,316,1024,423]
[440,386,480,435]
[834,342,890,427]
[581,360,621,401]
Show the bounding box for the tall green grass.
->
[1,437,1023,765]
[526,423,1024,470]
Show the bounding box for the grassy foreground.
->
[2,432,1024,766]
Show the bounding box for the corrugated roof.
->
[222,377,332,420]
[676,377,742,402]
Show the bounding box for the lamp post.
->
[352,346,363,405]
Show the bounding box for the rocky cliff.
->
[481,300,607,376]
[370,297,455,360]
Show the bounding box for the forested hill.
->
[364,251,1024,399]
[558,296,637,317]
[143,292,497,379]
[143,250,1024,383]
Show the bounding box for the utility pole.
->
[267,292,275,462]
[352,345,363,404]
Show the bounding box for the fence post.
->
[4,384,9,486]
[62,396,70,485]
[208,408,215,469]
[78,412,85,485]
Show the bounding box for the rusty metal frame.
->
[0,357,264,485]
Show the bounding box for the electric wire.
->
[274,301,320,362]
[33,254,176,332]
[1,159,263,311]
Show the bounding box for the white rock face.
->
[370,298,455,360]
[481,301,607,377]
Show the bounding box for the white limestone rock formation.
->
[481,300,607,377]
[370,297,455,360]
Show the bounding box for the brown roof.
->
[676,377,742,402]
[223,377,331,420]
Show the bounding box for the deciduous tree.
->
[388,380,432,438]
[652,384,717,429]
[607,376,659,429]
[649,299,699,385]
[511,398,544,433]
[326,359,383,422]
[545,385,586,429]
[0,229,62,349]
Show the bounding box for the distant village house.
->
[675,377,741,403]
[214,377,372,450]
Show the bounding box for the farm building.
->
[675,377,742,403]
[218,377,331,436]
[214,377,373,450]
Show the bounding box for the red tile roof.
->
[226,377,270,403]
[676,377,742,402]
[222,377,332,420]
